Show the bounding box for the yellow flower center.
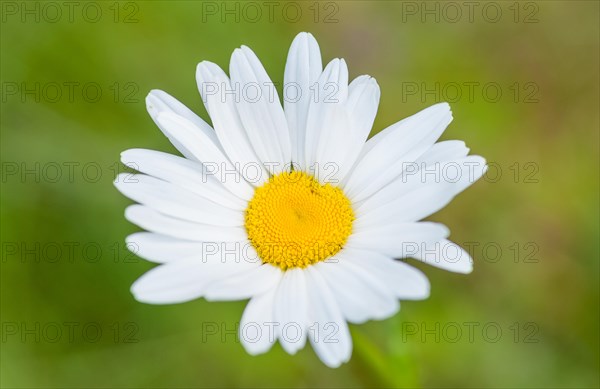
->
[245,171,354,270]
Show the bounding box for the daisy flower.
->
[115,32,486,368]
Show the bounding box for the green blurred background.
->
[1,1,598,387]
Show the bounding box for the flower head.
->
[115,32,486,367]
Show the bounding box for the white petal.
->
[121,149,247,210]
[126,232,209,263]
[355,156,487,225]
[342,248,430,300]
[311,103,352,184]
[146,90,218,142]
[124,205,247,242]
[316,257,398,324]
[347,76,380,137]
[204,264,283,301]
[273,268,309,355]
[239,287,279,355]
[305,266,352,368]
[284,32,323,167]
[115,173,243,227]
[155,111,255,200]
[126,230,260,269]
[131,255,258,304]
[196,61,269,185]
[131,258,207,304]
[230,46,291,174]
[343,103,452,201]
[416,140,470,164]
[409,239,474,274]
[304,58,349,175]
[339,76,381,177]
[356,185,453,228]
[347,222,449,258]
[309,76,379,183]
[356,155,487,215]
[145,90,219,161]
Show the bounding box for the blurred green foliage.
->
[1,1,598,388]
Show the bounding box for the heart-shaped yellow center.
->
[245,171,354,269]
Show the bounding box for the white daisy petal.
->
[410,239,474,274]
[284,32,323,167]
[124,205,247,242]
[305,266,352,368]
[145,90,220,161]
[342,248,431,300]
[239,287,279,355]
[356,155,487,214]
[273,268,309,354]
[131,258,208,304]
[304,58,349,176]
[309,75,379,183]
[312,104,352,184]
[125,233,206,263]
[155,111,255,200]
[146,90,218,142]
[131,255,258,304]
[120,149,247,210]
[356,185,455,229]
[355,156,487,225]
[343,102,452,201]
[115,174,243,227]
[230,46,291,174]
[340,75,381,176]
[204,264,283,301]
[316,256,398,324]
[196,61,269,185]
[416,140,470,164]
[347,222,449,258]
[126,234,261,266]
[347,76,380,137]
